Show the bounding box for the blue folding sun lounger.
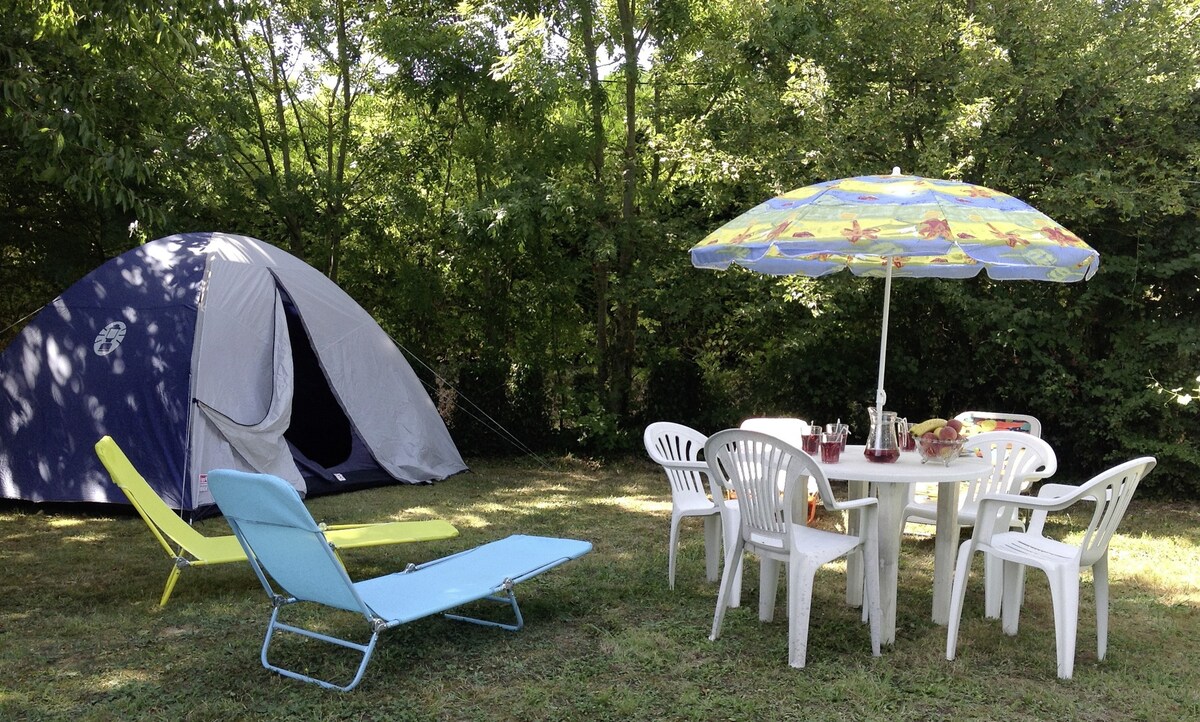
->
[207,469,593,691]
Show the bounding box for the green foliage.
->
[2,0,1199,493]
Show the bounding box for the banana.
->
[910,418,948,436]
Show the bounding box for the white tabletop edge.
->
[818,445,989,482]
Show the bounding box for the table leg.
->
[873,483,907,646]
[930,480,961,625]
[844,479,868,608]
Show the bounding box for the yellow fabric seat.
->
[94,436,458,606]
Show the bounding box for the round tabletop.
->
[818,445,988,483]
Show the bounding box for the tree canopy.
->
[3,0,1199,493]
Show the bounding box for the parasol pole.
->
[874,257,894,449]
[872,165,903,450]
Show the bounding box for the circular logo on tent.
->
[93,322,127,356]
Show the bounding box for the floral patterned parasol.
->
[690,172,1099,281]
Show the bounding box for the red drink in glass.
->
[802,433,820,454]
[820,439,842,464]
[863,446,900,463]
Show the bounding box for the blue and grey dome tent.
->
[0,232,466,512]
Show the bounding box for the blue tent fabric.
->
[0,232,466,511]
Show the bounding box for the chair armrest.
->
[1023,482,1102,536]
[826,496,878,513]
[977,482,1103,540]
[655,459,708,472]
[1036,482,1089,499]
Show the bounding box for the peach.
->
[945,419,963,432]
[937,425,959,441]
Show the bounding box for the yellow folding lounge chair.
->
[94,436,459,606]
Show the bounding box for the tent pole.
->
[874,258,894,448]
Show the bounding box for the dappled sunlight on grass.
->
[601,496,672,514]
[102,669,154,689]
[1109,532,1200,606]
[4,463,1200,718]
[61,532,110,544]
[444,512,494,530]
[1030,521,1200,607]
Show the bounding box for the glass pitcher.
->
[863,407,900,463]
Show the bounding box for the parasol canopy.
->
[690,169,1100,446]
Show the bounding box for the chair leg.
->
[668,513,682,590]
[722,515,743,609]
[710,538,745,642]
[945,541,974,662]
[983,554,1004,619]
[786,559,819,668]
[984,520,1023,619]
[759,558,781,622]
[1047,567,1081,680]
[160,564,184,607]
[261,605,381,691]
[1094,554,1109,661]
[852,547,869,624]
[704,514,721,583]
[1000,560,1026,636]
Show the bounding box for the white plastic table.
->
[816,445,990,645]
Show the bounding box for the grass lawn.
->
[2,456,1199,720]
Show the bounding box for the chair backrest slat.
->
[954,411,1042,438]
[1077,458,1155,567]
[644,422,710,498]
[706,430,820,545]
[962,431,1057,508]
[738,418,811,447]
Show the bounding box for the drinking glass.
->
[826,423,850,451]
[802,427,821,454]
[820,432,843,463]
[897,418,917,451]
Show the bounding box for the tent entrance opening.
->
[279,293,391,491]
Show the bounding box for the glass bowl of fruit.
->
[914,435,967,465]
[910,418,967,465]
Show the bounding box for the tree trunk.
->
[610,0,643,419]
[578,0,612,393]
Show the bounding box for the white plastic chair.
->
[643,422,741,602]
[903,431,1058,617]
[739,418,820,523]
[706,429,882,668]
[954,411,1042,438]
[946,456,1157,679]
